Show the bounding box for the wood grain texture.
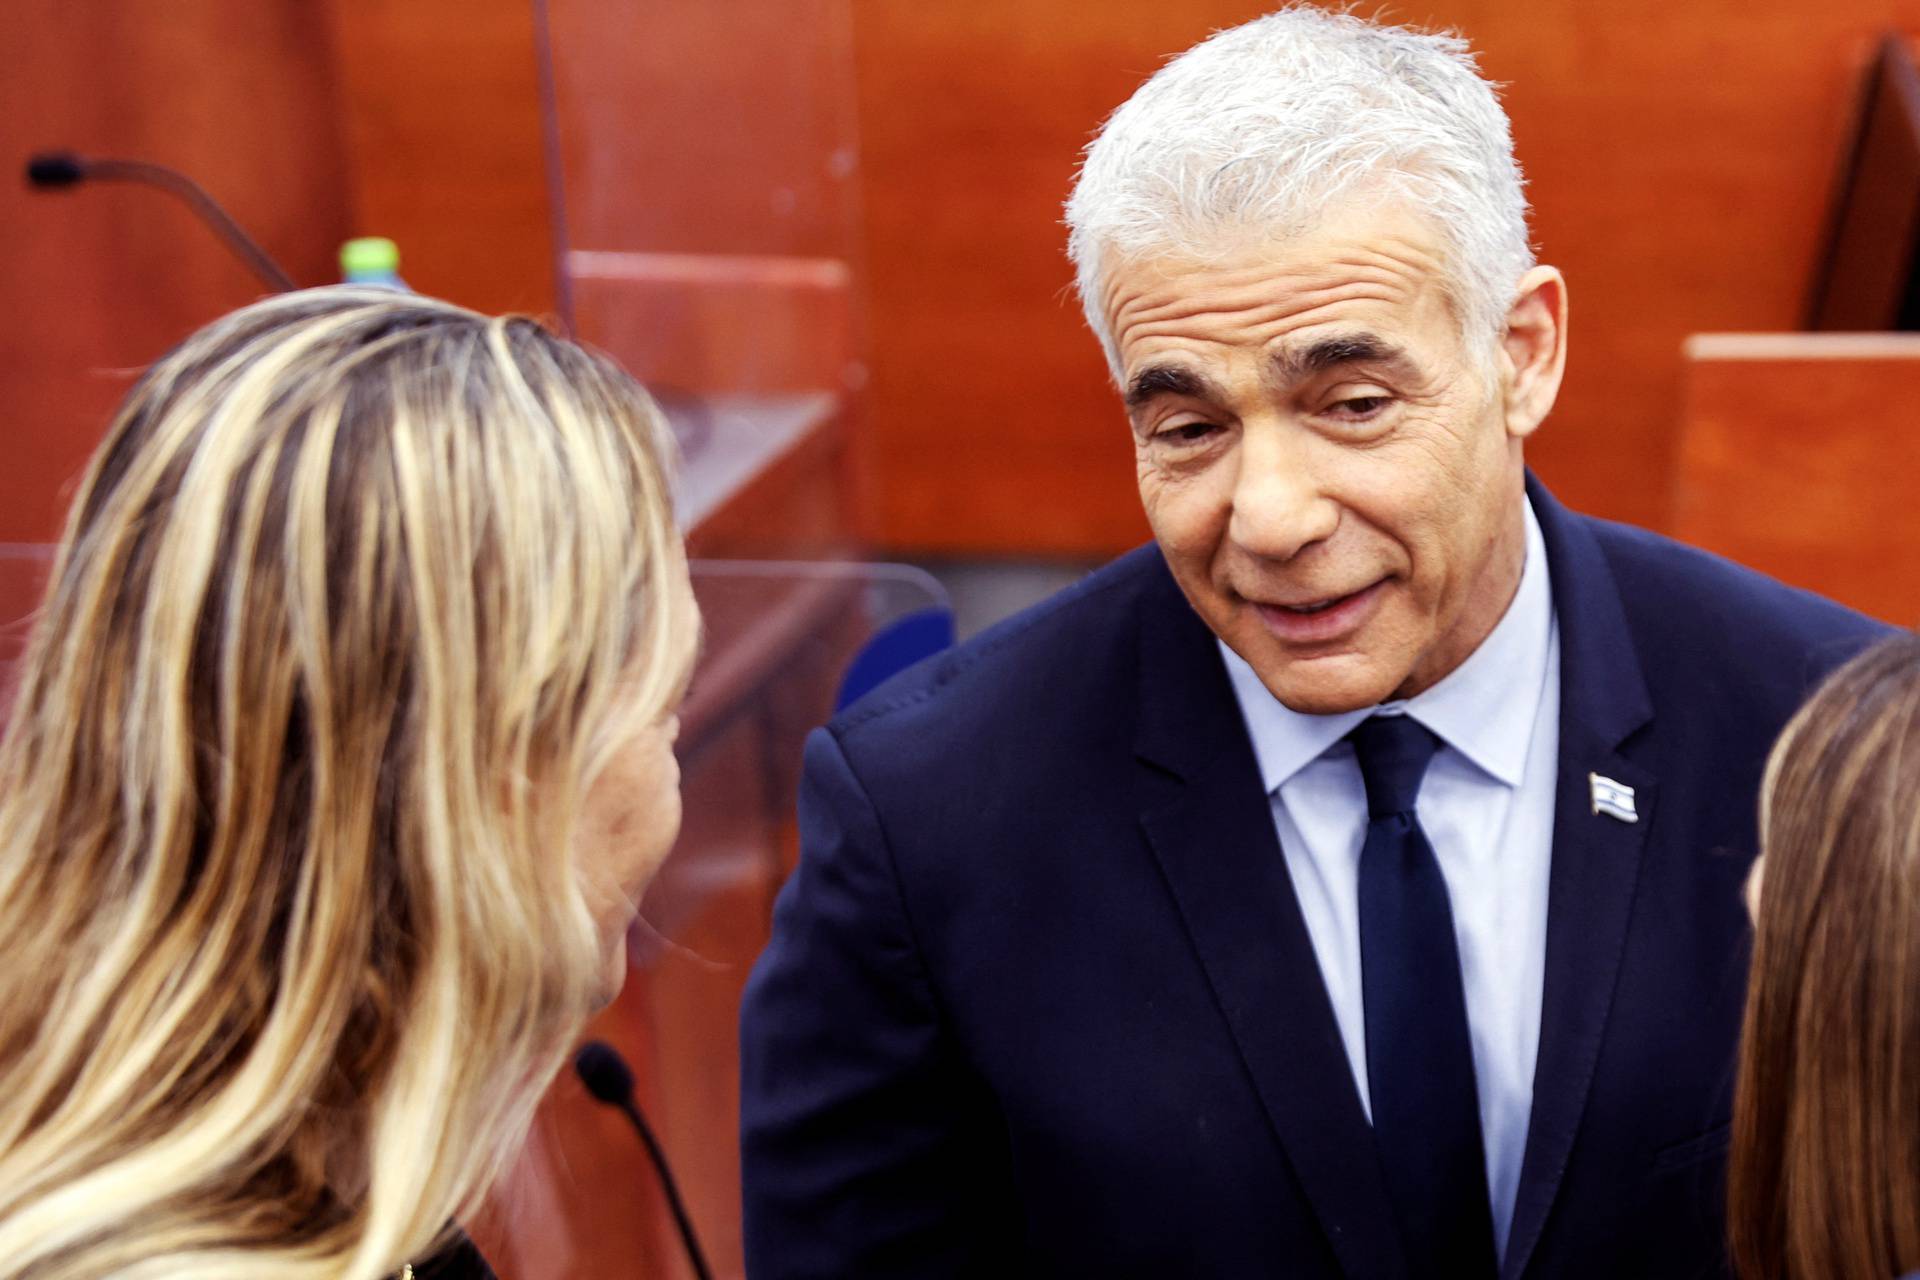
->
[849,0,1920,554]
[324,0,558,317]
[0,0,351,542]
[545,0,862,261]
[1671,333,1920,625]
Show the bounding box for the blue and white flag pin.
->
[1589,773,1638,823]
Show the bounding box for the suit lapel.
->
[1133,555,1406,1280]
[1501,478,1658,1280]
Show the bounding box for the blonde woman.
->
[0,288,699,1279]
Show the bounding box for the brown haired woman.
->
[1730,631,1920,1280]
[0,288,698,1279]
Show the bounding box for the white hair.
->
[1065,5,1535,379]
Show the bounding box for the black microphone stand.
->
[24,150,298,293]
[575,1039,716,1280]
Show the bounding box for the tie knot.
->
[1348,714,1439,818]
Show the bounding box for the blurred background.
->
[8,1,1920,1275]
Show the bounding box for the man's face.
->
[1105,200,1551,714]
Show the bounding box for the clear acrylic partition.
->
[480,561,949,1280]
[0,546,56,731]
[538,0,865,513]
[492,10,874,1274]
[644,559,953,958]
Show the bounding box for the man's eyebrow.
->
[1271,333,1417,383]
[1124,363,1225,410]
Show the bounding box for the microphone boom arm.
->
[25,152,298,293]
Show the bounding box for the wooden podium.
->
[1671,332,1920,628]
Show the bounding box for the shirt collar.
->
[1220,497,1556,793]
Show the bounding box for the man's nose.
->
[1227,421,1339,561]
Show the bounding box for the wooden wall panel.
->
[1671,333,1920,625]
[849,0,1920,555]
[546,0,861,261]
[0,0,351,543]
[324,0,557,317]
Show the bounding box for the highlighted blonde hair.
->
[0,287,695,1278]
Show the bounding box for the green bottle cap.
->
[340,236,401,280]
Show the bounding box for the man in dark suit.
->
[739,8,1888,1278]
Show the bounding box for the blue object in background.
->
[835,606,955,712]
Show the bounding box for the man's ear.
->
[1500,265,1567,441]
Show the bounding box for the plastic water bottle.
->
[340,237,408,290]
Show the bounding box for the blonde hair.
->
[1730,632,1920,1280]
[0,287,695,1278]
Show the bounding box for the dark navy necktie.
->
[1349,714,1497,1276]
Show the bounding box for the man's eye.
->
[1156,421,1219,445]
[1328,396,1392,419]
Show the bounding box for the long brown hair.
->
[1730,631,1920,1280]
[0,288,695,1279]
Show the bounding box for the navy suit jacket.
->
[739,480,1890,1278]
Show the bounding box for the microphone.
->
[574,1040,715,1280]
[25,153,84,188]
[23,150,298,293]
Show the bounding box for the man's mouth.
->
[1249,580,1386,643]
[1273,597,1345,615]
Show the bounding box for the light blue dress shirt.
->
[1220,498,1560,1262]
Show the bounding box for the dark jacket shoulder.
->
[1580,511,1892,719]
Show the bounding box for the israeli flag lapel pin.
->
[1589,773,1638,823]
